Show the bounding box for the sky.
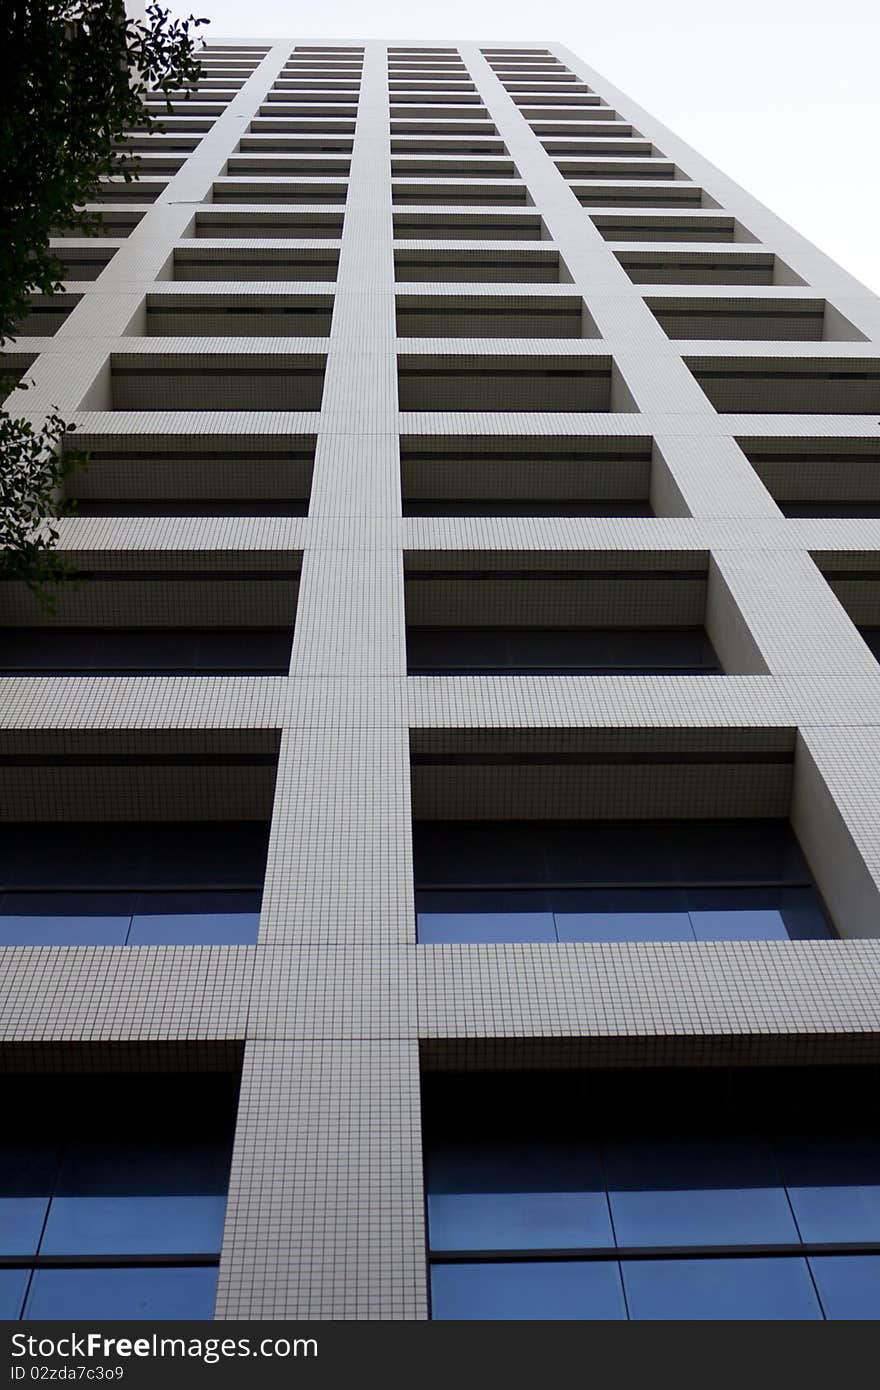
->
[194,0,880,296]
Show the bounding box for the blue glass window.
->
[0,1074,235,1322]
[622,1257,823,1320]
[431,1261,626,1320]
[0,893,133,946]
[810,1255,880,1320]
[606,1136,799,1246]
[128,891,261,945]
[0,1143,59,1254]
[428,1140,613,1251]
[417,890,555,944]
[41,1138,230,1255]
[777,1136,880,1242]
[0,1271,29,1320]
[417,885,829,944]
[687,887,829,941]
[424,1068,880,1321]
[773,886,833,939]
[0,890,261,947]
[413,821,832,944]
[554,887,692,943]
[418,914,555,944]
[23,1267,219,1321]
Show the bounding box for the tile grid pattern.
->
[1,37,880,1318]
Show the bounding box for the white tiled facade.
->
[4,37,880,1319]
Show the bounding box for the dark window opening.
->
[406,626,720,675]
[424,1066,878,1320]
[413,819,832,943]
[0,821,269,945]
[859,629,880,662]
[0,627,293,676]
[402,500,652,517]
[737,440,880,516]
[782,502,880,518]
[0,1071,238,1320]
[399,438,653,514]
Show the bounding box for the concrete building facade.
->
[4,37,880,1321]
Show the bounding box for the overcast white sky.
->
[195,0,880,295]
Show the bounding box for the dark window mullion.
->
[599,1140,629,1316]
[415,879,813,891]
[33,1139,64,1261]
[428,1240,880,1262]
[0,1253,221,1269]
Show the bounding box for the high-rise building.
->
[4,37,880,1323]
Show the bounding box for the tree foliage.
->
[2,1,207,343]
[0,392,79,591]
[0,2,207,590]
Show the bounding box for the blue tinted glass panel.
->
[129,915,260,945]
[777,1136,880,1242]
[623,1257,822,1321]
[607,1137,798,1246]
[0,917,131,946]
[0,1270,28,1319]
[41,1140,229,1254]
[555,915,693,943]
[418,913,555,944]
[430,1261,626,1320]
[428,1192,611,1250]
[688,888,791,941]
[24,1266,219,1321]
[129,891,261,945]
[427,1140,612,1250]
[416,890,555,944]
[810,1256,880,1320]
[0,893,133,946]
[778,887,832,940]
[555,887,692,942]
[0,1143,58,1254]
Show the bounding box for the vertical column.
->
[708,549,880,675]
[219,42,428,1320]
[793,726,880,939]
[262,38,413,947]
[216,1039,426,1319]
